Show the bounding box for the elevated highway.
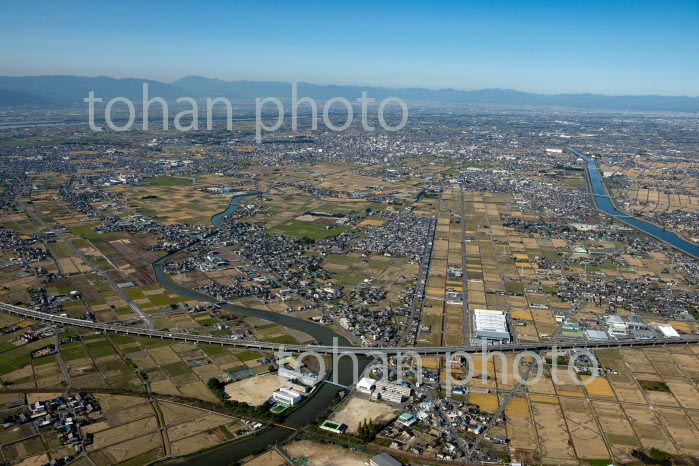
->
[3,302,699,355]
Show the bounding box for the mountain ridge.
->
[0,75,697,112]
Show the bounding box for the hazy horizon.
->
[1,73,698,99]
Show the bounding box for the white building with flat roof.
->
[473,309,510,343]
[272,388,303,406]
[372,380,412,404]
[651,323,681,339]
[586,329,609,341]
[356,377,376,394]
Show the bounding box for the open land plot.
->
[331,397,399,432]
[591,401,640,462]
[268,219,351,240]
[660,376,699,409]
[2,436,45,461]
[166,413,231,442]
[504,396,538,460]
[178,380,220,403]
[621,404,678,453]
[95,395,153,425]
[100,432,163,464]
[581,375,616,399]
[223,373,284,405]
[90,416,160,449]
[530,398,577,465]
[525,372,556,396]
[551,367,586,398]
[559,398,610,460]
[283,440,370,466]
[15,453,49,466]
[643,348,684,377]
[244,450,286,466]
[467,392,499,412]
[0,423,37,445]
[619,349,656,374]
[158,400,211,425]
[667,350,699,379]
[654,408,699,456]
[605,375,646,404]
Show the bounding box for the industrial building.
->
[372,380,412,404]
[651,322,681,338]
[356,377,377,394]
[370,453,402,466]
[472,309,510,343]
[585,329,609,341]
[277,356,321,386]
[272,388,303,406]
[397,412,418,427]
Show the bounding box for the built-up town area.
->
[0,105,698,466]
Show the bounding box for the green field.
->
[269,220,351,240]
[267,335,298,345]
[234,350,262,361]
[60,342,88,361]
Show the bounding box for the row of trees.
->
[357,418,383,443]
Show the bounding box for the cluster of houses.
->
[371,395,505,461]
[3,394,103,456]
[0,226,51,265]
[355,212,432,264]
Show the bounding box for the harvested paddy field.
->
[559,398,609,460]
[467,392,499,412]
[530,398,578,465]
[505,396,538,459]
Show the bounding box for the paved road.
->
[53,330,72,396]
[3,301,699,355]
[398,211,437,346]
[460,187,470,346]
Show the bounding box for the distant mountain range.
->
[0,75,697,113]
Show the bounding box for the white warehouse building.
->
[473,309,511,343]
[651,323,681,339]
[272,388,303,406]
[356,377,377,394]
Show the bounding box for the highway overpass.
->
[2,302,699,355]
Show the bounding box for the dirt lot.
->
[331,397,399,432]
[244,450,286,466]
[26,393,62,405]
[16,453,49,466]
[224,373,285,405]
[283,440,369,466]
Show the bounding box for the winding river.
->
[148,147,699,463]
[569,147,699,259]
[152,193,366,466]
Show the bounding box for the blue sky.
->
[0,0,697,95]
